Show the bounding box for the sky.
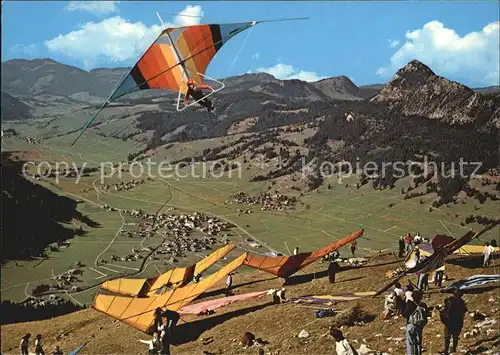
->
[1,1,499,87]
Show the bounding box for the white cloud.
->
[254,63,325,82]
[45,16,163,68]
[377,20,500,85]
[388,39,400,48]
[9,43,39,58]
[65,1,120,15]
[44,5,203,68]
[252,52,260,60]
[174,5,203,26]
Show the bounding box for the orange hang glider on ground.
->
[243,229,364,278]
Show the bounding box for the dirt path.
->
[94,210,125,268]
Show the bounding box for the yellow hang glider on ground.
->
[100,244,235,297]
[93,252,248,333]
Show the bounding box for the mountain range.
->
[2,57,498,122]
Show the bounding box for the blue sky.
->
[2,1,499,87]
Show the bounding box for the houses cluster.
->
[228,191,297,211]
[99,179,145,192]
[101,211,234,266]
[24,294,73,308]
[50,262,85,292]
[23,136,42,144]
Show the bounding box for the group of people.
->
[398,232,428,258]
[138,308,181,355]
[378,282,468,355]
[20,334,62,355]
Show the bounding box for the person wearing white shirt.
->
[34,334,45,355]
[483,242,495,267]
[393,282,405,314]
[138,332,161,355]
[293,247,299,255]
[330,328,357,355]
[225,273,233,296]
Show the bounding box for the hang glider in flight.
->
[71,16,308,146]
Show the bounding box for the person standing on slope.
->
[184,79,215,113]
[20,333,31,355]
[225,273,233,297]
[402,291,428,355]
[138,332,161,355]
[34,334,46,355]
[328,260,340,284]
[330,328,358,355]
[405,233,414,255]
[439,290,468,355]
[398,236,406,258]
[350,240,357,257]
[482,242,495,268]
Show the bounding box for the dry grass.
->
[1,254,499,355]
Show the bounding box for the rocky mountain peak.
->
[371,59,499,128]
[396,59,435,77]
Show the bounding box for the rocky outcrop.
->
[371,60,500,129]
[312,76,363,101]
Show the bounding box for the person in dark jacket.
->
[183,79,215,113]
[398,236,406,258]
[402,291,428,355]
[35,334,45,355]
[154,308,180,340]
[328,261,340,283]
[20,333,31,355]
[439,290,468,354]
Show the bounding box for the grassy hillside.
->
[2,254,499,354]
[1,131,498,305]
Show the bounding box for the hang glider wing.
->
[442,274,500,292]
[454,245,499,255]
[178,290,268,315]
[243,229,364,278]
[100,244,235,297]
[289,291,376,306]
[93,252,247,333]
[71,22,256,146]
[444,231,476,254]
[431,234,456,252]
[375,230,482,296]
[108,22,257,102]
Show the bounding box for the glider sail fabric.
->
[289,292,376,306]
[454,245,499,255]
[178,290,268,315]
[71,22,254,146]
[243,229,364,278]
[100,244,235,297]
[375,230,480,296]
[93,253,247,333]
[442,274,500,292]
[109,22,255,102]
